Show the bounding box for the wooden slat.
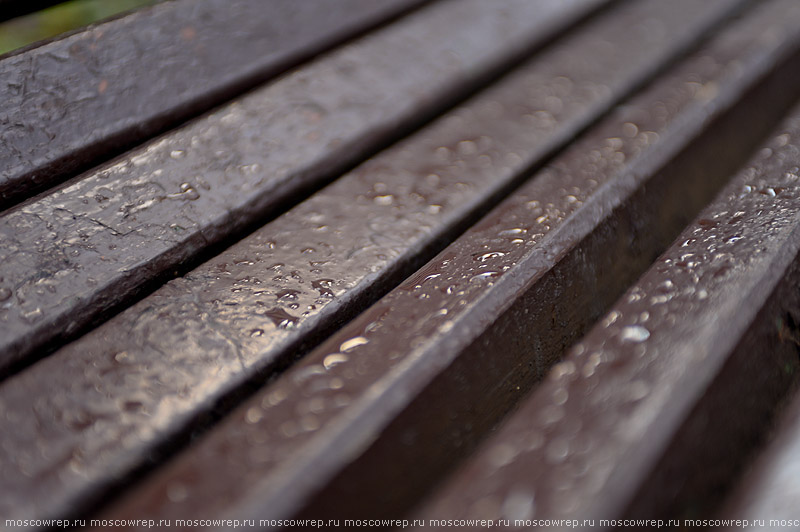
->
[0,0,610,375]
[0,0,432,209]
[0,0,749,525]
[92,0,800,525]
[416,42,800,532]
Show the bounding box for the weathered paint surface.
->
[0,0,747,524]
[0,0,430,207]
[416,11,800,530]
[0,0,608,373]
[91,0,800,525]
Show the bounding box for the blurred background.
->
[0,0,155,56]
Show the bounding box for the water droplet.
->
[168,182,200,200]
[470,271,500,282]
[622,122,639,137]
[374,195,394,206]
[180,188,201,204]
[340,336,369,352]
[245,407,263,424]
[620,325,650,343]
[457,140,478,155]
[545,437,569,463]
[250,328,264,338]
[312,279,335,298]
[551,361,575,379]
[488,444,517,468]
[602,310,621,327]
[627,380,650,401]
[582,352,602,377]
[502,490,535,521]
[276,289,300,301]
[21,307,43,323]
[323,353,349,369]
[170,150,186,159]
[280,421,298,437]
[264,388,287,407]
[444,284,459,295]
[434,146,452,160]
[474,251,505,262]
[552,387,568,405]
[264,307,299,329]
[414,273,441,288]
[239,163,262,174]
[0,287,11,301]
[300,415,319,431]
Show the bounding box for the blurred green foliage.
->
[0,0,157,56]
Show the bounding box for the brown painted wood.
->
[91,0,800,526]
[0,0,611,376]
[416,27,800,532]
[0,0,432,209]
[0,0,750,525]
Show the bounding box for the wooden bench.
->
[2,0,800,530]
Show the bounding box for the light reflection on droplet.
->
[340,336,369,352]
[620,325,650,342]
[323,353,349,370]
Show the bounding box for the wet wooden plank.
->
[0,0,65,22]
[415,41,800,532]
[0,0,746,525]
[0,0,611,375]
[0,0,432,209]
[90,0,800,525]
